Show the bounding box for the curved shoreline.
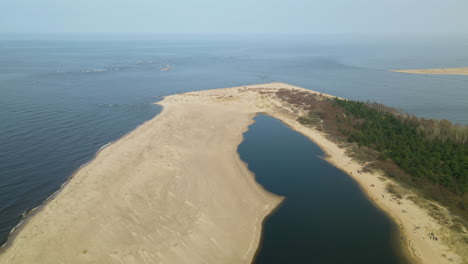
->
[0,82,463,263]
[0,90,282,263]
[0,110,163,253]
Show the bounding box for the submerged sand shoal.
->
[0,82,463,264]
[391,67,468,75]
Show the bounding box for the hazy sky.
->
[1,0,467,34]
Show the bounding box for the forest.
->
[333,98,466,193]
[275,89,468,219]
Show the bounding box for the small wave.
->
[55,67,121,74]
[81,69,109,73]
[99,142,113,151]
[96,102,157,108]
[161,64,173,71]
[135,60,158,64]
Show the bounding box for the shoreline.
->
[0,82,463,263]
[0,108,166,253]
[390,67,468,75]
[0,96,282,263]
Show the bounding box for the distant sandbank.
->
[0,83,463,264]
[391,67,468,75]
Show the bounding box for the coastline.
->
[390,67,468,75]
[0,94,282,263]
[0,82,463,263]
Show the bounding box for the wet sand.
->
[0,83,463,263]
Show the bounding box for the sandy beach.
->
[391,67,468,75]
[0,83,463,263]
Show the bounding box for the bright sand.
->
[0,83,463,263]
[391,67,468,75]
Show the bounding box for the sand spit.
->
[0,90,281,263]
[391,67,468,75]
[0,82,463,264]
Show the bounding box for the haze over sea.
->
[0,33,467,247]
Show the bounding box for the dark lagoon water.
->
[239,115,409,264]
[0,33,467,251]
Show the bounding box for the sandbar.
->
[391,67,468,75]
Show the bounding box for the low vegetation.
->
[276,89,468,221]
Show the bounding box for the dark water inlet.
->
[238,115,411,264]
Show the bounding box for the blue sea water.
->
[0,34,467,252]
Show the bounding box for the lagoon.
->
[239,115,410,264]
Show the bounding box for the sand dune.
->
[0,83,463,264]
[391,67,468,75]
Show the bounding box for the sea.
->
[0,33,467,262]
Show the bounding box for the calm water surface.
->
[239,115,409,264]
[0,34,467,248]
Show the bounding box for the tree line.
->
[333,98,467,195]
[275,89,468,218]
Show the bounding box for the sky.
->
[1,0,467,34]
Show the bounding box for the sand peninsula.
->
[0,83,464,264]
[391,67,468,75]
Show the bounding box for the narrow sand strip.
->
[391,67,468,75]
[0,82,463,263]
